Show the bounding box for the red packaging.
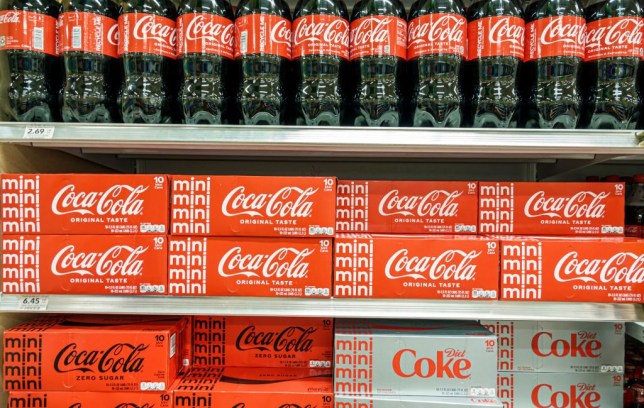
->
[172,367,333,408]
[59,11,119,58]
[3,316,184,392]
[171,175,336,237]
[168,236,332,297]
[192,316,333,368]
[118,13,177,58]
[0,174,169,235]
[479,182,625,236]
[525,16,586,61]
[234,14,292,59]
[2,235,167,295]
[499,236,644,303]
[407,13,467,59]
[176,13,234,58]
[349,16,407,60]
[336,180,478,234]
[0,10,58,56]
[585,17,644,61]
[292,14,350,60]
[334,234,499,300]
[8,391,172,407]
[467,16,525,60]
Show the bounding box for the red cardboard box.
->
[8,391,172,407]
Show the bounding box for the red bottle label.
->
[0,10,58,56]
[525,15,585,61]
[234,14,292,59]
[467,16,524,60]
[585,16,644,61]
[349,15,407,61]
[177,13,234,58]
[118,13,176,59]
[59,12,118,58]
[407,13,466,59]
[292,14,349,60]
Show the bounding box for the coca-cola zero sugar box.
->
[335,395,503,408]
[168,236,332,297]
[334,234,499,300]
[479,182,625,235]
[334,319,497,397]
[170,175,336,237]
[3,316,184,392]
[497,372,623,408]
[172,367,333,408]
[480,321,625,373]
[192,316,333,368]
[499,236,644,303]
[8,390,172,407]
[336,180,478,234]
[2,235,167,295]
[1,174,169,234]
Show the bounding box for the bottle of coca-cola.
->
[465,0,524,128]
[292,0,350,126]
[0,0,62,121]
[176,0,235,124]
[583,0,643,129]
[59,0,120,122]
[348,0,407,126]
[408,0,466,127]
[523,0,585,129]
[234,0,292,125]
[118,0,178,123]
[626,174,644,237]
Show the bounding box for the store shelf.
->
[627,322,644,343]
[0,294,641,321]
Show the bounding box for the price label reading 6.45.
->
[18,296,49,311]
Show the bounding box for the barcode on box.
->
[72,26,82,48]
[240,31,248,54]
[33,28,43,50]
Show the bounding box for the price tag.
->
[23,126,55,139]
[18,296,49,311]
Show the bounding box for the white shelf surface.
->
[0,294,641,321]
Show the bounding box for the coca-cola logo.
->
[51,184,149,216]
[385,249,480,281]
[134,15,176,47]
[554,251,644,284]
[524,191,608,219]
[0,11,20,24]
[378,189,461,217]
[392,348,471,379]
[531,331,601,358]
[539,17,585,45]
[53,343,148,374]
[531,383,600,408]
[586,18,644,48]
[185,14,233,46]
[51,245,148,277]
[489,17,524,46]
[408,14,465,45]
[293,17,349,48]
[351,17,392,45]
[115,404,155,408]
[221,186,317,218]
[235,325,316,352]
[107,23,119,46]
[271,19,291,45]
[218,246,313,279]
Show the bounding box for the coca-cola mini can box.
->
[192,316,333,368]
[480,321,625,373]
[334,234,499,300]
[8,390,172,407]
[170,175,336,237]
[0,174,169,234]
[2,235,167,295]
[499,236,644,303]
[168,236,332,297]
[335,395,503,408]
[334,319,497,397]
[478,182,625,235]
[336,180,478,234]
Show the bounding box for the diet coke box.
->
[1,174,169,234]
[499,236,644,303]
[335,395,503,408]
[172,367,333,408]
[497,372,623,408]
[334,234,499,300]
[479,182,625,235]
[170,175,336,237]
[168,236,332,297]
[8,390,172,407]
[192,316,333,368]
[480,321,625,373]
[3,316,184,392]
[2,235,167,295]
[336,180,478,234]
[334,319,497,397]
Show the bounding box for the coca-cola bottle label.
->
[176,13,234,59]
[292,14,349,60]
[467,16,525,60]
[234,14,292,59]
[349,15,407,60]
[525,16,585,61]
[0,10,58,56]
[117,13,177,59]
[407,13,466,59]
[585,17,644,61]
[59,12,118,58]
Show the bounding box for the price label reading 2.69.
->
[23,126,55,139]
[18,296,49,311]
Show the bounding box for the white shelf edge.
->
[627,322,644,343]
